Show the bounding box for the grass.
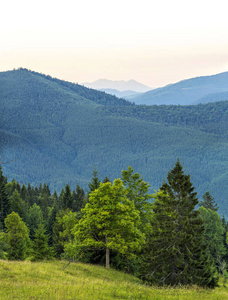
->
[0,259,228,299]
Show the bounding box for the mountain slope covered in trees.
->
[1,69,228,215]
[127,71,228,105]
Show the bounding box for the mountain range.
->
[127,71,228,105]
[82,79,152,93]
[1,68,228,216]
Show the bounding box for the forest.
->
[1,68,228,216]
[0,161,227,288]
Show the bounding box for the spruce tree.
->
[63,184,73,210]
[199,191,219,211]
[88,168,100,195]
[72,183,86,212]
[32,223,54,260]
[0,164,10,227]
[141,160,218,287]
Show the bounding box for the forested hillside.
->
[1,68,228,215]
[128,71,228,105]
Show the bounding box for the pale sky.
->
[1,0,228,87]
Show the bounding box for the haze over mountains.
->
[126,71,228,105]
[85,72,228,105]
[82,79,152,92]
[82,79,152,99]
[1,68,228,215]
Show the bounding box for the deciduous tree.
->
[66,179,144,268]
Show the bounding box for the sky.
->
[1,0,228,88]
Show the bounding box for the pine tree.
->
[47,199,58,246]
[63,184,73,210]
[26,203,44,240]
[32,223,54,260]
[72,183,86,212]
[199,191,219,211]
[141,160,218,287]
[88,168,100,195]
[0,164,10,228]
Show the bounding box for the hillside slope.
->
[128,71,228,105]
[1,69,228,215]
[1,260,226,299]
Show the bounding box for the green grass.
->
[0,260,228,299]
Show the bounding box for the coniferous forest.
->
[0,161,227,288]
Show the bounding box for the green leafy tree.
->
[199,191,219,211]
[121,166,153,231]
[2,212,31,260]
[66,179,144,268]
[198,206,226,262]
[141,160,218,287]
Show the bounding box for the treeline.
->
[0,162,228,288]
[102,100,228,135]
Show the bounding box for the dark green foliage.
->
[32,223,54,260]
[72,183,86,212]
[52,210,68,258]
[87,168,100,195]
[141,160,218,287]
[199,191,219,211]
[0,164,10,227]
[9,190,24,218]
[26,203,44,240]
[62,184,73,210]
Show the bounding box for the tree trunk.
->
[106,236,110,268]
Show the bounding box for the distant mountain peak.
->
[82,79,152,93]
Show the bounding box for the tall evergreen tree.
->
[32,223,54,260]
[87,168,100,195]
[141,160,218,287]
[199,191,219,211]
[47,199,58,246]
[0,164,10,228]
[62,184,73,210]
[72,183,86,212]
[26,203,44,240]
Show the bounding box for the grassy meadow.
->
[0,260,228,299]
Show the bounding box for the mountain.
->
[82,79,152,93]
[1,68,228,216]
[99,88,141,99]
[127,71,228,105]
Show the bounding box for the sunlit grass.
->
[0,259,228,299]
